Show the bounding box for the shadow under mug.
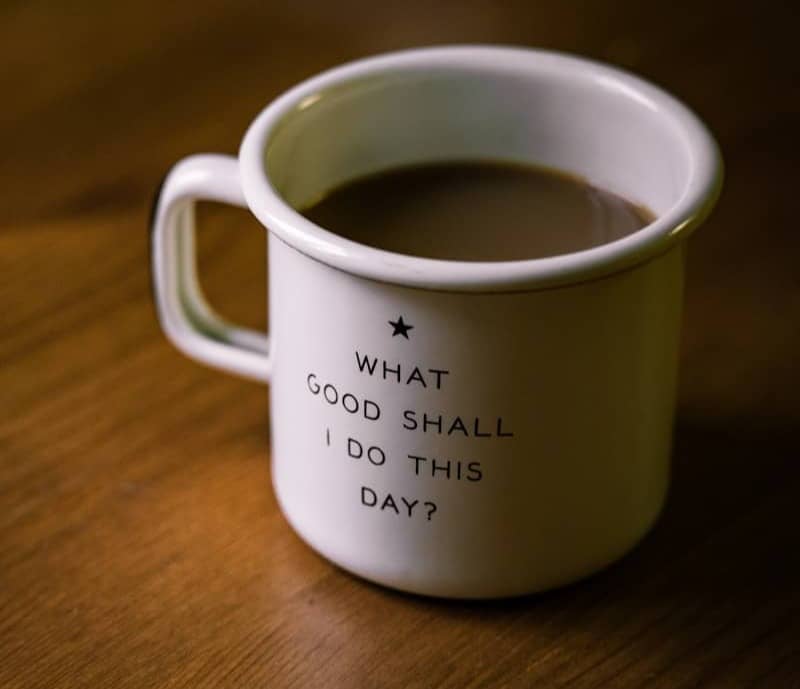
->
[151,46,722,599]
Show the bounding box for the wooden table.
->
[2,2,797,687]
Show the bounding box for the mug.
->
[151,46,721,598]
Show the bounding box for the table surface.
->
[2,2,798,687]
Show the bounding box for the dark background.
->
[2,2,798,687]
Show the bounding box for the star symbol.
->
[388,316,414,339]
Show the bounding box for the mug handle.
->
[150,154,271,383]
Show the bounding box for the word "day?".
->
[361,486,437,521]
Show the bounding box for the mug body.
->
[230,47,721,598]
[269,236,684,597]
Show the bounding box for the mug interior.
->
[239,47,721,291]
[266,59,691,218]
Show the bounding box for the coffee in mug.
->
[302,161,654,261]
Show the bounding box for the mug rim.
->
[239,45,722,292]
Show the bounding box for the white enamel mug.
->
[151,46,721,598]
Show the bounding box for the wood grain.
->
[1,1,798,687]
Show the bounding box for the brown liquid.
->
[301,161,654,261]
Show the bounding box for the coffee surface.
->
[301,161,654,262]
